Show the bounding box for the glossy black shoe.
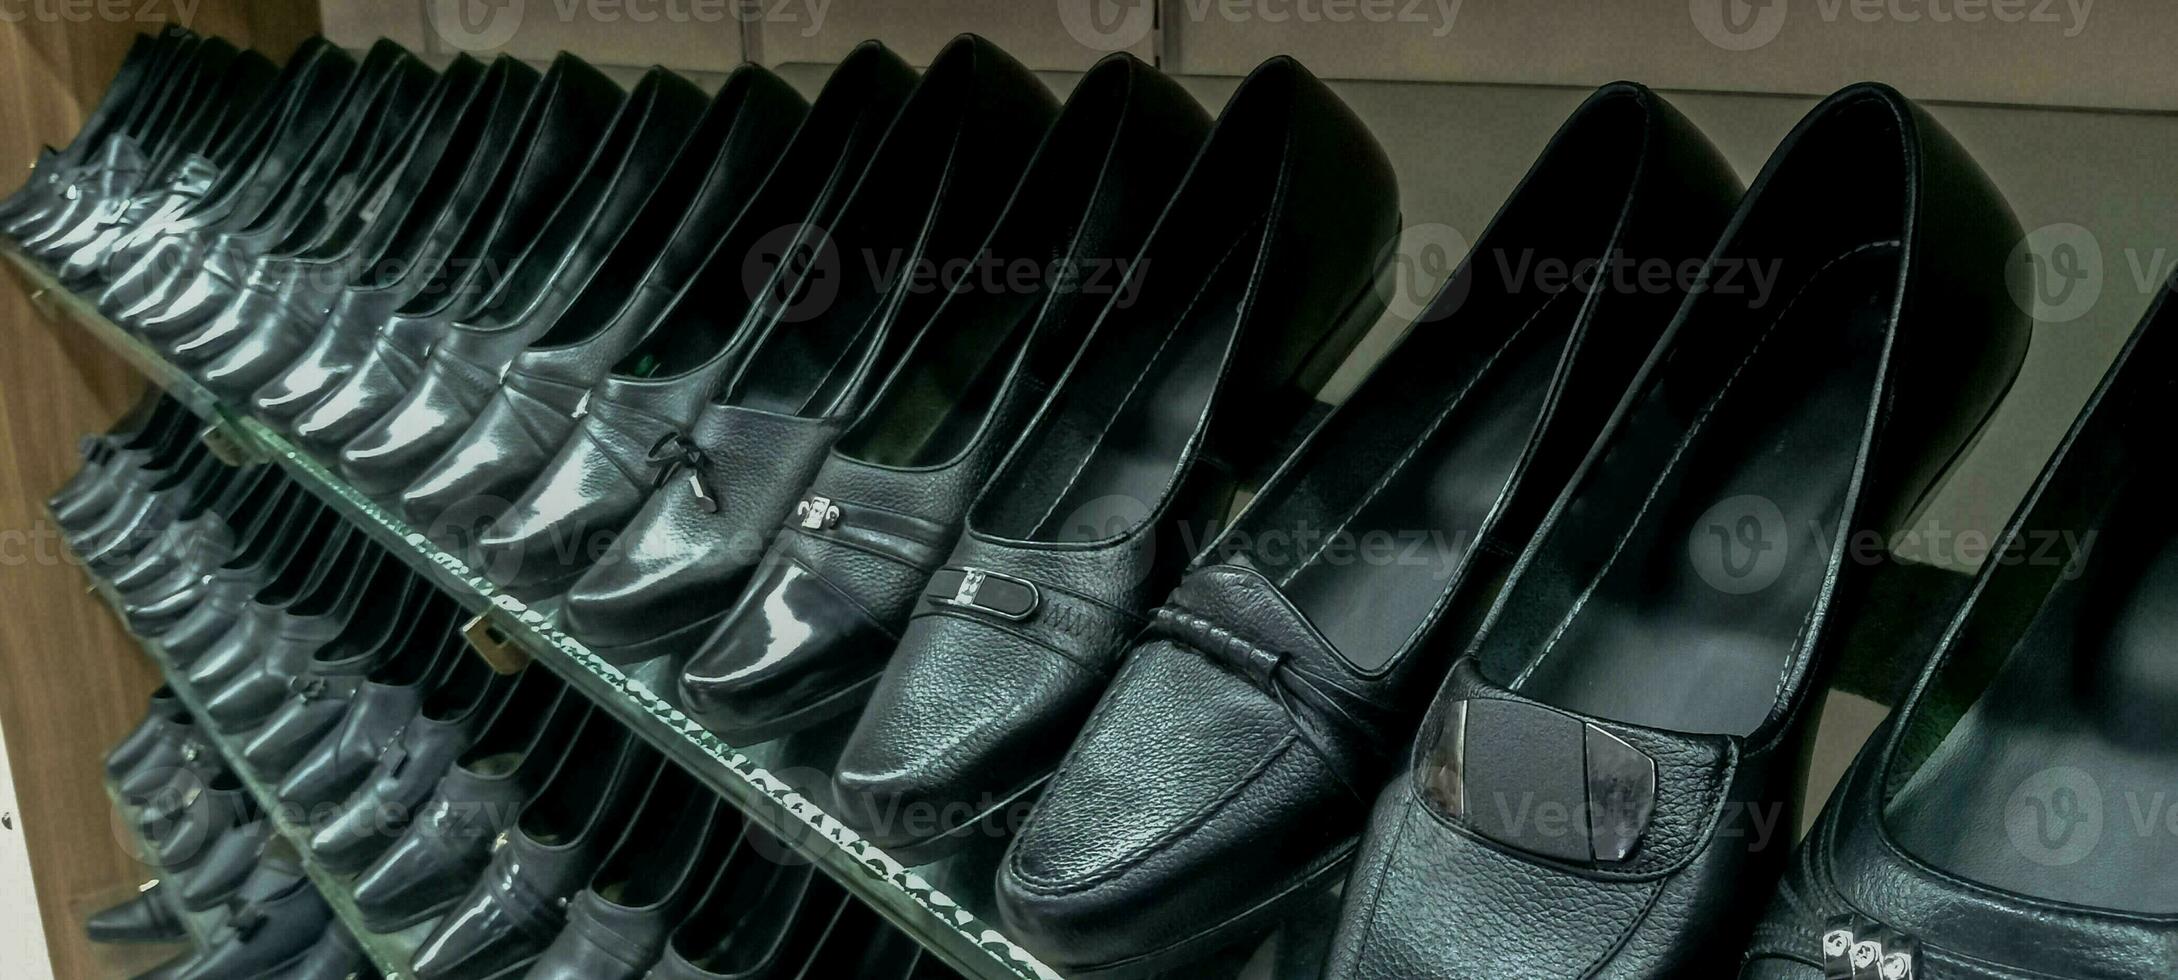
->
[276,628,459,810]
[170,846,332,980]
[114,711,209,805]
[644,829,824,980]
[106,685,186,780]
[252,53,623,432]
[185,55,539,397]
[524,767,732,980]
[463,44,916,599]
[407,725,662,980]
[133,487,321,646]
[143,769,252,873]
[342,63,803,502]
[142,54,489,349]
[7,31,207,244]
[108,466,276,598]
[1741,260,2178,980]
[201,541,392,733]
[314,66,708,470]
[1321,82,2032,979]
[242,590,460,779]
[176,817,274,912]
[560,34,1058,664]
[0,30,172,222]
[349,691,589,933]
[185,520,368,697]
[86,882,186,943]
[680,51,1209,738]
[307,654,522,874]
[991,82,1744,976]
[281,924,373,980]
[830,54,1401,861]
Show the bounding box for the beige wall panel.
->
[754,0,1154,70]
[413,0,744,72]
[322,0,430,50]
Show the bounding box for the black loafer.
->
[0,30,171,223]
[678,50,1209,740]
[1742,260,2178,979]
[239,586,455,778]
[558,32,1059,665]
[276,629,458,810]
[170,846,332,980]
[1323,82,2032,978]
[992,81,1744,977]
[829,53,1401,861]
[86,882,187,944]
[106,685,187,780]
[176,817,275,912]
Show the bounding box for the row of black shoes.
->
[20,21,2166,980]
[62,403,969,980]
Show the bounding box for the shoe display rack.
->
[9,246,1059,980]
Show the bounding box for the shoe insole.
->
[1276,318,1561,672]
[1025,222,1263,543]
[1888,526,2178,914]
[1514,245,1893,735]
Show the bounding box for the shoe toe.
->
[681,558,893,737]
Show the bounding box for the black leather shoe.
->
[202,542,393,732]
[407,725,662,980]
[115,711,209,805]
[183,55,539,394]
[107,685,186,780]
[830,54,1400,861]
[341,63,802,502]
[1321,82,2032,979]
[524,767,732,980]
[242,590,460,778]
[276,628,458,810]
[349,692,590,933]
[991,82,1744,976]
[307,654,522,874]
[8,32,209,244]
[109,466,275,599]
[0,30,172,222]
[176,817,274,912]
[134,489,322,648]
[463,43,916,599]
[559,33,1058,663]
[679,51,1209,739]
[280,924,373,980]
[170,846,332,980]
[144,769,252,873]
[1742,259,2178,980]
[186,521,368,698]
[86,882,186,943]
[252,52,624,432]
[645,829,824,980]
[315,65,708,473]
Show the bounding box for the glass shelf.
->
[7,245,1063,980]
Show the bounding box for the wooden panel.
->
[0,8,319,978]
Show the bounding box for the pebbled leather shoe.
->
[829,54,1401,861]
[343,63,804,502]
[244,54,619,424]
[86,882,186,943]
[679,51,1210,740]
[644,828,825,980]
[463,43,916,600]
[408,723,662,980]
[990,82,1745,976]
[276,627,459,810]
[307,654,524,874]
[1321,82,2032,979]
[1741,260,2178,980]
[524,766,733,980]
[350,688,590,933]
[241,589,461,778]
[288,62,677,452]
[558,33,1059,664]
[169,845,333,980]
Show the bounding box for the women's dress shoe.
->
[243,590,460,778]
[185,520,368,697]
[464,44,916,598]
[524,768,732,980]
[141,54,486,347]
[644,830,824,980]
[170,847,333,980]
[0,30,171,221]
[350,693,590,933]
[277,628,459,810]
[342,64,803,502]
[145,769,253,873]
[409,726,663,980]
[115,712,209,805]
[559,33,1059,664]
[251,53,624,430]
[315,66,709,470]
[990,82,1744,976]
[109,465,275,597]
[134,489,323,647]
[830,54,1401,861]
[1321,82,2032,979]
[8,31,203,243]
[680,51,1209,739]
[202,541,391,732]
[107,685,187,780]
[1742,263,2178,980]
[86,882,187,943]
[176,817,275,912]
[281,925,375,980]
[181,55,537,391]
[308,654,522,874]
